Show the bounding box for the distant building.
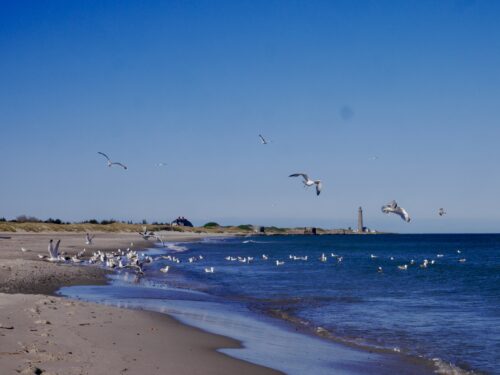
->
[358,207,364,233]
[171,216,193,227]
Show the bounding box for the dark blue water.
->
[59,234,500,374]
[146,234,500,374]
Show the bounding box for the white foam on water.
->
[432,358,477,375]
[165,243,189,252]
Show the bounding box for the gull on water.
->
[275,260,285,266]
[398,264,408,271]
[154,234,165,247]
[204,267,215,273]
[458,258,466,263]
[381,200,411,222]
[97,152,128,170]
[160,266,170,273]
[289,173,323,196]
[378,266,383,273]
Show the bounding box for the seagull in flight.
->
[97,152,127,170]
[48,239,63,261]
[259,134,270,145]
[157,162,167,167]
[139,226,155,240]
[85,233,95,245]
[438,208,446,216]
[289,173,322,196]
[381,200,411,222]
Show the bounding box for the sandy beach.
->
[0,231,280,375]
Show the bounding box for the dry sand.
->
[0,231,281,375]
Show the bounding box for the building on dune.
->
[171,216,194,227]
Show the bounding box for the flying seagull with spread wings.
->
[438,208,446,216]
[97,152,128,170]
[381,200,411,222]
[289,173,322,196]
[259,134,270,145]
[48,239,62,261]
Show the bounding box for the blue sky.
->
[1,0,499,232]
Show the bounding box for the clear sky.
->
[1,0,499,233]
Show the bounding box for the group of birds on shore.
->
[30,230,467,277]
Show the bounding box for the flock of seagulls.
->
[97,134,447,223]
[29,229,468,281]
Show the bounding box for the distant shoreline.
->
[0,221,390,236]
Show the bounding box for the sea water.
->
[60,234,500,374]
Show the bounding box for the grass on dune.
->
[0,222,321,235]
[0,222,168,233]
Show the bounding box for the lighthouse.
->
[358,207,364,233]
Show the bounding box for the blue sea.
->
[59,234,500,374]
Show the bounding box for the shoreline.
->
[0,231,469,374]
[0,231,281,375]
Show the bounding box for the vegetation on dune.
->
[0,222,169,233]
[203,222,220,228]
[0,216,334,235]
[265,226,287,233]
[236,224,253,231]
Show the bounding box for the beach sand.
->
[0,231,280,375]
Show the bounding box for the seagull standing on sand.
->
[381,200,411,222]
[97,152,128,170]
[289,173,323,196]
